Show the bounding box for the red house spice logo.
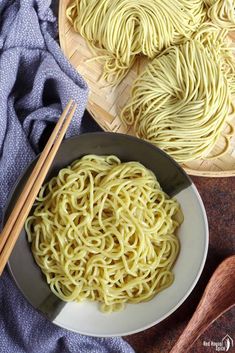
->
[203,335,233,351]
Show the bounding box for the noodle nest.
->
[26,155,181,313]
[66,0,205,84]
[121,24,235,163]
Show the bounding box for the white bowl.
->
[5,133,208,336]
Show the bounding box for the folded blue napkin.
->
[0,1,135,352]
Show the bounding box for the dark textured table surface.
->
[125,176,235,353]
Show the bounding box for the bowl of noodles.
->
[4,132,208,336]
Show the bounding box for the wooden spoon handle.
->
[169,304,234,353]
[169,256,235,353]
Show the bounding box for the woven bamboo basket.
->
[59,0,235,177]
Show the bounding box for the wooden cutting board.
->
[59,0,235,177]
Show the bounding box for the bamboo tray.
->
[59,0,235,177]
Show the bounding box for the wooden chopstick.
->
[0,99,77,275]
[0,99,74,254]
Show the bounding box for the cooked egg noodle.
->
[25,155,181,313]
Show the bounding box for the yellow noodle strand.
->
[66,0,205,85]
[121,25,235,163]
[204,0,235,30]
[25,155,181,313]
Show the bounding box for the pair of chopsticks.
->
[0,99,77,275]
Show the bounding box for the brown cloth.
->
[125,176,235,353]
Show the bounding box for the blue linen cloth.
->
[0,1,135,352]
